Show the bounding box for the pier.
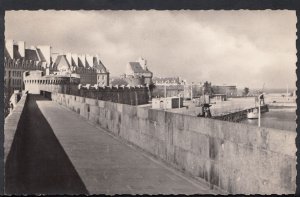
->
[212,105,269,122]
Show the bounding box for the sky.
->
[5,10,297,89]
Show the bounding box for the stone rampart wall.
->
[52,92,296,194]
[36,83,149,105]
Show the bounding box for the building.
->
[212,85,238,97]
[152,97,183,109]
[124,57,153,86]
[4,40,49,92]
[51,53,110,86]
[4,40,50,116]
[23,70,80,94]
[152,77,186,85]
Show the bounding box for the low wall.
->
[4,94,28,163]
[4,94,28,192]
[52,92,296,194]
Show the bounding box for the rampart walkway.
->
[8,95,215,195]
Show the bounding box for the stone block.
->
[155,123,166,142]
[78,96,85,103]
[98,100,105,108]
[123,104,136,117]
[156,110,166,125]
[190,131,210,159]
[148,109,158,122]
[173,146,188,171]
[173,128,191,151]
[208,136,224,161]
[89,105,100,116]
[265,128,296,157]
[173,114,184,130]
[85,98,98,106]
[116,103,123,113]
[137,107,148,119]
[138,119,149,134]
[157,139,167,160]
[131,116,139,130]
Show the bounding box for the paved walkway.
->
[21,95,215,194]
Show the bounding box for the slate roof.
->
[36,48,46,62]
[53,55,71,69]
[25,49,40,61]
[77,58,85,68]
[93,58,107,72]
[128,62,152,74]
[4,46,12,59]
[13,45,22,59]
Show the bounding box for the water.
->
[240,107,296,131]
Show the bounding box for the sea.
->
[240,107,296,131]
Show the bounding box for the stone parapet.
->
[4,94,28,163]
[52,92,296,194]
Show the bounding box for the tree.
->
[203,81,213,95]
[243,87,249,96]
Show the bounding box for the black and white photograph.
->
[3,10,297,195]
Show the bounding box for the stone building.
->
[211,85,238,97]
[51,53,109,86]
[4,40,49,92]
[152,77,186,85]
[124,57,153,86]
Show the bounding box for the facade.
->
[152,77,186,85]
[4,40,49,92]
[152,97,183,109]
[4,40,49,116]
[51,54,110,86]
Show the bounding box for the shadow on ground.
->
[5,94,89,195]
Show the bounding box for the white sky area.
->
[5,10,296,89]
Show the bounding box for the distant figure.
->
[259,94,265,105]
[197,103,212,118]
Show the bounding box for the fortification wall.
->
[52,92,296,194]
[26,78,150,105]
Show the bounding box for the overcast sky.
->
[5,10,296,89]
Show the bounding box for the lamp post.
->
[178,93,181,109]
[191,82,193,100]
[258,94,262,127]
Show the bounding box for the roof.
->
[128,62,151,74]
[25,49,39,61]
[36,48,46,62]
[93,59,107,72]
[4,46,12,59]
[153,77,180,82]
[13,45,22,59]
[77,58,85,68]
[53,55,71,70]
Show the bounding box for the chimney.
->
[5,39,14,59]
[37,45,52,65]
[46,68,50,75]
[138,57,147,70]
[71,53,78,67]
[66,53,72,65]
[17,41,25,58]
[85,54,93,68]
[78,55,86,67]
